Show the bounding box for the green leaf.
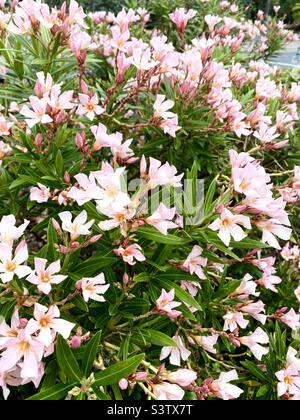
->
[27,382,77,400]
[55,335,82,383]
[141,330,177,347]
[138,227,189,245]
[241,361,271,383]
[155,277,202,311]
[204,177,217,216]
[93,354,145,386]
[55,150,64,177]
[82,331,102,377]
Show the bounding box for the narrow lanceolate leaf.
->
[138,227,190,245]
[139,330,177,347]
[93,354,145,387]
[55,335,82,383]
[155,277,202,312]
[27,382,78,400]
[82,331,102,377]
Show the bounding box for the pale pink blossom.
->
[26,258,67,295]
[20,96,53,128]
[153,95,175,120]
[146,204,177,235]
[160,115,181,138]
[209,370,243,400]
[0,310,22,347]
[169,8,197,33]
[141,156,183,190]
[295,286,300,303]
[232,274,259,298]
[209,208,251,246]
[0,117,13,136]
[67,173,104,206]
[76,94,105,121]
[116,244,146,266]
[183,245,207,280]
[130,48,158,71]
[239,300,267,324]
[279,309,300,331]
[77,273,110,303]
[0,241,31,283]
[205,15,222,33]
[276,365,300,397]
[31,303,75,347]
[156,288,182,319]
[163,369,197,387]
[30,183,50,203]
[256,219,292,250]
[239,327,269,361]
[152,382,184,400]
[0,215,29,246]
[194,334,219,354]
[58,210,94,241]
[253,122,280,144]
[0,323,44,379]
[160,335,191,366]
[223,312,249,332]
[257,274,282,293]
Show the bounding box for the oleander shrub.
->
[0,0,299,401]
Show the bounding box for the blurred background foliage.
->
[44,0,300,25]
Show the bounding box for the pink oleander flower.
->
[205,15,222,33]
[256,77,281,100]
[141,156,183,190]
[163,369,197,387]
[91,123,119,151]
[169,8,197,33]
[232,274,260,298]
[152,382,184,400]
[30,183,51,203]
[0,215,29,246]
[70,30,93,59]
[239,300,267,324]
[0,310,22,347]
[0,117,13,136]
[156,288,182,319]
[256,219,292,250]
[67,173,104,206]
[160,335,191,366]
[98,207,135,233]
[160,115,181,138]
[239,327,269,361]
[76,273,110,303]
[286,347,300,370]
[34,72,58,98]
[0,241,31,283]
[76,93,105,121]
[20,96,53,128]
[183,245,207,280]
[257,273,282,293]
[26,258,67,295]
[276,365,300,397]
[146,204,177,235]
[193,334,219,354]
[31,303,75,347]
[58,210,94,241]
[115,244,146,266]
[153,95,175,120]
[253,122,280,144]
[0,323,44,380]
[209,208,251,247]
[209,370,243,400]
[223,312,249,332]
[111,26,130,51]
[279,309,300,331]
[130,48,158,71]
[229,150,255,168]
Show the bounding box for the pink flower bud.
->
[19,318,28,328]
[85,234,103,245]
[131,372,148,381]
[123,273,129,286]
[64,171,71,183]
[76,280,83,290]
[75,132,84,149]
[80,79,89,95]
[34,133,43,148]
[52,218,62,235]
[119,379,128,390]
[70,335,82,349]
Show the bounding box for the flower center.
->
[39,316,51,328]
[39,271,51,283]
[105,185,118,198]
[221,218,232,229]
[8,329,18,337]
[18,340,31,353]
[86,103,95,111]
[284,375,293,385]
[5,261,16,272]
